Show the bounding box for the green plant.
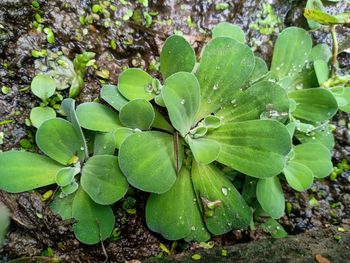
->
[0,22,347,244]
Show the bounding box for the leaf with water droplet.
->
[191,161,252,235]
[100,84,128,111]
[94,132,116,155]
[187,137,221,165]
[119,99,155,130]
[212,22,245,43]
[118,68,156,101]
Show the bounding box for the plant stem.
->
[330,25,338,78]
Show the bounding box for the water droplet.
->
[312,137,316,140]
[144,83,153,93]
[80,147,85,151]
[213,84,219,91]
[276,66,280,71]
[231,99,236,104]
[215,66,220,70]
[207,98,212,104]
[221,187,228,196]
[179,216,183,220]
[180,99,185,105]
[191,226,196,231]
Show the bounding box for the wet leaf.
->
[261,218,288,238]
[36,118,81,165]
[257,176,285,219]
[114,128,135,148]
[212,22,245,43]
[31,74,56,101]
[0,151,63,193]
[119,99,155,130]
[283,161,314,191]
[146,167,198,240]
[314,59,329,85]
[118,68,155,101]
[101,84,128,111]
[289,88,338,122]
[195,37,255,120]
[160,35,196,79]
[310,44,332,62]
[216,81,289,123]
[81,155,128,205]
[76,102,122,132]
[119,131,178,193]
[207,120,292,178]
[249,56,268,82]
[162,72,200,136]
[72,187,115,244]
[271,27,312,79]
[30,106,56,128]
[94,132,116,155]
[191,161,252,235]
[295,128,335,150]
[55,166,80,187]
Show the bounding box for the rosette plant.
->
[0,22,346,244]
[0,98,129,244]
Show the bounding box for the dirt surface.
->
[1,0,350,262]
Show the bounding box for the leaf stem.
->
[330,25,338,78]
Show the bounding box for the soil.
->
[0,0,350,262]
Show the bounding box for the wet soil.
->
[0,0,350,262]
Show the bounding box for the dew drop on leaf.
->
[180,99,185,105]
[221,187,228,196]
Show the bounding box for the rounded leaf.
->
[118,68,155,101]
[101,84,128,111]
[36,118,82,165]
[55,166,79,187]
[119,99,155,130]
[187,137,221,165]
[81,155,128,205]
[160,35,196,79]
[76,102,121,132]
[119,131,177,193]
[283,161,313,191]
[212,22,245,43]
[72,187,115,245]
[31,74,56,101]
[30,106,56,129]
[257,176,285,219]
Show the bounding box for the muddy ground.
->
[0,0,350,262]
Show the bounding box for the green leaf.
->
[114,128,135,148]
[207,120,292,178]
[162,72,200,136]
[310,44,332,62]
[119,99,155,130]
[118,68,155,101]
[81,155,128,205]
[195,37,255,120]
[283,161,313,191]
[72,187,115,244]
[61,180,79,195]
[152,110,174,133]
[305,0,324,29]
[94,132,116,155]
[203,115,221,130]
[304,9,348,25]
[146,167,197,240]
[212,22,245,43]
[289,88,338,122]
[101,84,128,111]
[119,131,178,193]
[0,203,10,247]
[292,143,332,178]
[55,166,80,187]
[271,27,312,79]
[160,35,196,80]
[191,161,252,235]
[0,151,63,193]
[76,102,122,132]
[36,118,81,165]
[261,218,288,238]
[30,107,56,128]
[187,137,220,165]
[216,81,289,123]
[50,191,75,220]
[295,129,334,150]
[256,176,285,219]
[331,87,350,113]
[314,59,329,85]
[250,57,268,83]
[61,98,88,160]
[31,74,56,101]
